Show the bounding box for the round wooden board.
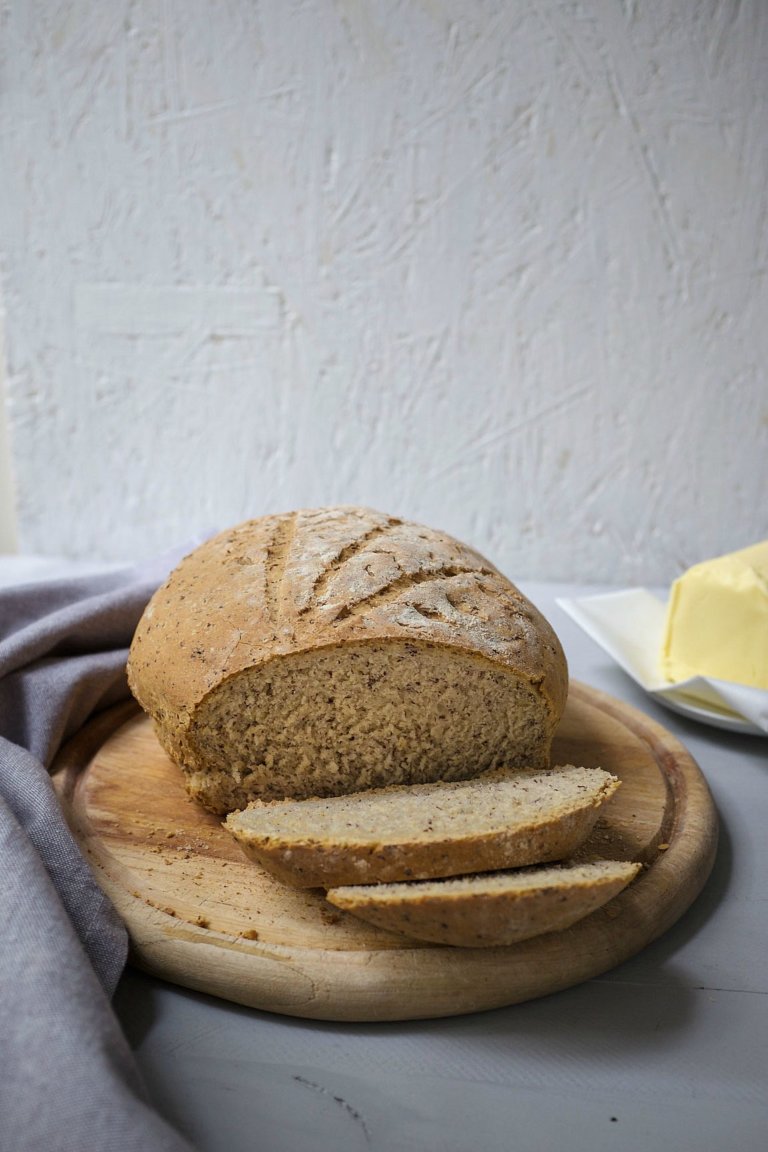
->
[53,682,717,1022]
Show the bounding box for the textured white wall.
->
[1,0,766,583]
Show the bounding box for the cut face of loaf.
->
[127,507,568,813]
[224,765,620,888]
[184,642,554,813]
[326,860,643,948]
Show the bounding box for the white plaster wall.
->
[1,0,766,583]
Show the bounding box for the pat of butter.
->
[661,541,768,690]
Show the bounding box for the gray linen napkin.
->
[0,556,196,1151]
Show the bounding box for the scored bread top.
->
[127,506,568,732]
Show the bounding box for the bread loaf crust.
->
[225,765,619,888]
[326,860,642,948]
[127,507,568,810]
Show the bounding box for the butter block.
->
[661,541,768,690]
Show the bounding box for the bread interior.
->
[181,639,551,813]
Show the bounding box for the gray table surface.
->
[110,581,768,1152]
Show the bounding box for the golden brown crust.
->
[224,766,620,888]
[127,507,569,808]
[326,861,642,948]
[129,507,566,716]
[227,805,612,888]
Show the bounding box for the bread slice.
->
[225,765,620,888]
[127,507,568,813]
[326,860,642,947]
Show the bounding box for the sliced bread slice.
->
[224,765,620,888]
[326,859,642,947]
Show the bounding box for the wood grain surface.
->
[52,682,718,1022]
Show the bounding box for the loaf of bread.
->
[224,765,619,887]
[326,860,642,947]
[128,507,568,814]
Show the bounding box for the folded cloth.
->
[0,555,196,1152]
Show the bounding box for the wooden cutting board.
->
[52,682,717,1022]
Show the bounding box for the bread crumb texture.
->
[326,859,642,947]
[225,765,619,887]
[128,507,568,813]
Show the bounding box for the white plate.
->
[647,688,759,734]
[556,589,768,738]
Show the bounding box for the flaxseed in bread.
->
[127,507,568,814]
[224,765,619,887]
[326,860,642,947]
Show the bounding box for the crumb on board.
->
[242,928,259,940]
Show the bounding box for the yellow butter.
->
[661,540,768,690]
